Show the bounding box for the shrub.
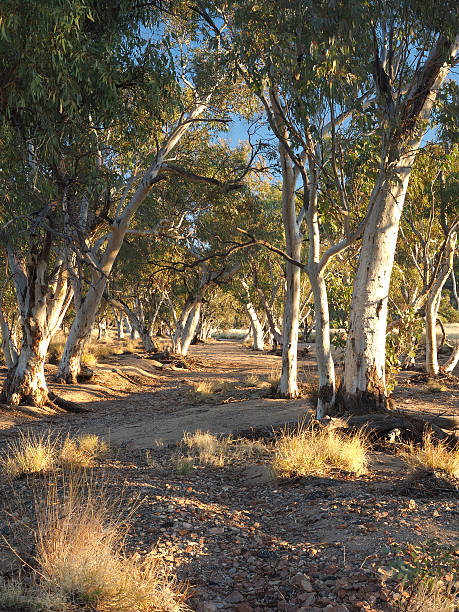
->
[403,431,459,478]
[387,539,457,612]
[272,422,369,477]
[0,432,108,478]
[32,473,189,611]
[0,581,65,611]
[60,434,108,469]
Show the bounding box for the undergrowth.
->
[272,422,369,477]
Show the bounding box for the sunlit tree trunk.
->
[425,231,457,376]
[3,247,72,406]
[340,36,458,412]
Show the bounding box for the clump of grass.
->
[31,473,189,611]
[173,457,194,475]
[0,581,65,611]
[243,373,261,387]
[427,379,447,393]
[180,430,267,467]
[0,432,56,479]
[47,341,65,365]
[60,434,108,469]
[272,422,369,477]
[81,351,98,367]
[194,379,230,399]
[403,431,459,478]
[0,432,108,478]
[267,371,281,392]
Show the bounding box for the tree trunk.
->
[4,249,71,405]
[179,300,202,356]
[339,35,458,413]
[340,158,414,412]
[310,272,335,419]
[278,148,301,398]
[443,343,459,373]
[56,98,211,382]
[425,231,457,376]
[244,301,264,351]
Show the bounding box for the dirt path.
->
[0,340,457,447]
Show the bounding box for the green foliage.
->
[385,311,423,393]
[387,539,457,601]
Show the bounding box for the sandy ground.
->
[0,338,457,447]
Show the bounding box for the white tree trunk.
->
[310,272,335,419]
[425,230,457,376]
[244,301,264,351]
[179,300,202,356]
[57,99,211,382]
[342,158,414,410]
[444,343,459,373]
[425,293,442,376]
[277,142,301,398]
[4,249,71,405]
[340,35,458,412]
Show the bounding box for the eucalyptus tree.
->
[54,13,255,382]
[337,3,458,411]
[0,0,166,405]
[198,0,377,415]
[397,145,458,376]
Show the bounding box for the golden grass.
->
[0,432,56,479]
[60,434,108,469]
[403,431,459,478]
[0,581,65,611]
[243,373,263,387]
[0,432,108,478]
[180,430,267,467]
[47,340,66,365]
[193,379,232,399]
[427,380,447,393]
[29,473,189,611]
[267,371,281,392]
[396,579,457,612]
[272,422,369,477]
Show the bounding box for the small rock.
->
[209,527,224,535]
[196,603,217,612]
[227,591,244,604]
[293,573,313,592]
[236,604,253,612]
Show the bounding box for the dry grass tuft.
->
[0,581,65,611]
[243,373,264,387]
[0,432,56,479]
[272,422,369,477]
[0,432,108,478]
[403,431,459,478]
[267,371,281,392]
[395,579,457,612]
[180,430,267,467]
[427,379,447,393]
[193,379,231,399]
[21,473,189,611]
[47,340,66,365]
[60,434,108,469]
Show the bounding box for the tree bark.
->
[425,231,457,376]
[244,301,264,351]
[4,247,72,405]
[339,34,458,412]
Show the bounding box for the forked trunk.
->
[179,300,202,356]
[278,253,301,397]
[244,301,264,351]
[425,231,457,376]
[4,249,72,406]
